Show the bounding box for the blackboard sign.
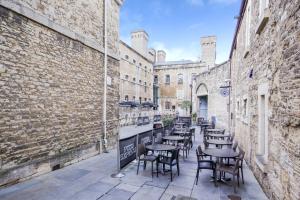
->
[119,135,137,168]
[143,116,150,125]
[137,117,144,126]
[138,130,153,145]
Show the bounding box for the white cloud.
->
[151,41,200,62]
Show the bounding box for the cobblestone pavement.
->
[0,127,268,200]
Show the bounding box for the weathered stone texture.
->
[0,3,120,186]
[230,0,300,199]
[195,61,230,129]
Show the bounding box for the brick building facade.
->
[0,0,122,186]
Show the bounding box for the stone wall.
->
[230,0,300,199]
[0,0,121,187]
[194,61,230,129]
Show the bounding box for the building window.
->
[133,77,136,82]
[243,98,247,118]
[133,59,136,64]
[259,0,269,19]
[178,74,183,84]
[191,73,196,81]
[154,75,158,84]
[125,75,129,80]
[177,90,184,100]
[245,0,251,49]
[144,98,147,101]
[165,101,171,110]
[139,63,142,67]
[133,96,135,101]
[139,80,142,84]
[256,83,269,169]
[144,82,146,85]
[139,97,142,104]
[237,100,240,117]
[125,95,128,101]
[125,55,129,59]
[165,75,170,84]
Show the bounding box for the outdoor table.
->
[146,144,176,152]
[200,123,212,133]
[206,129,224,133]
[206,133,230,139]
[202,148,239,183]
[206,139,232,148]
[163,136,185,145]
[172,130,189,136]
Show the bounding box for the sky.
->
[120,0,241,64]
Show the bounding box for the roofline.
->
[229,0,247,59]
[131,29,149,38]
[120,40,153,63]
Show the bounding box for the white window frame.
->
[255,82,269,172]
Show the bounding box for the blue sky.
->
[120,0,241,64]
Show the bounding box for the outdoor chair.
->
[228,132,235,142]
[217,157,243,193]
[195,145,216,185]
[136,144,158,177]
[232,141,238,152]
[179,138,190,159]
[190,127,196,141]
[158,148,180,181]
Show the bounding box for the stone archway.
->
[196,83,209,119]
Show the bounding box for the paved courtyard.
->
[0,127,267,200]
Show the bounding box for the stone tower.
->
[157,50,166,62]
[201,36,216,68]
[131,30,149,56]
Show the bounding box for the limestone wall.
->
[194,61,230,130]
[230,0,300,199]
[0,0,121,186]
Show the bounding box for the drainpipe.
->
[102,0,109,153]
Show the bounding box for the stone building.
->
[154,36,217,116]
[0,0,122,186]
[193,61,230,129]
[229,0,300,199]
[119,30,155,126]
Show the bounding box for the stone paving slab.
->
[0,127,268,200]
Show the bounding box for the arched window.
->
[165,75,170,84]
[165,101,171,109]
[178,74,183,84]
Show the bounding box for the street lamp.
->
[189,83,192,117]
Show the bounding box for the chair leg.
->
[151,162,153,178]
[177,163,180,176]
[195,169,199,185]
[156,160,159,177]
[233,175,236,193]
[144,161,146,170]
[237,172,240,187]
[137,159,140,175]
[241,167,244,184]
[214,170,217,187]
[170,165,173,182]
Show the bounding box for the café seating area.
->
[136,116,249,194]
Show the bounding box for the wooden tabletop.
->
[146,144,176,151]
[163,136,185,141]
[203,148,238,158]
[206,139,233,145]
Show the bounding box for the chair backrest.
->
[156,135,163,144]
[233,157,243,173]
[137,144,146,157]
[238,147,245,160]
[232,141,238,152]
[171,148,179,161]
[204,140,209,149]
[230,132,235,142]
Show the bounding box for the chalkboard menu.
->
[138,130,153,145]
[119,135,137,168]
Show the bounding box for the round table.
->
[202,148,238,158]
[163,136,185,141]
[206,139,232,146]
[146,144,176,151]
[206,129,224,132]
[206,133,230,138]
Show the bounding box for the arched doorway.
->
[196,83,208,119]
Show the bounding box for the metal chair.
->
[158,148,180,181]
[136,144,158,177]
[195,145,216,186]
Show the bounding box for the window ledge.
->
[243,47,250,58]
[256,9,270,34]
[255,155,268,173]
